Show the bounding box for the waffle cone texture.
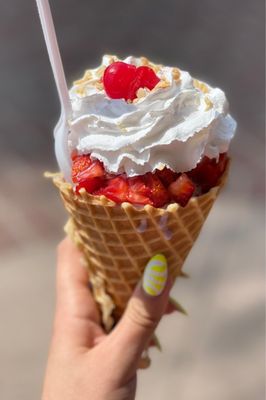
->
[48,166,228,331]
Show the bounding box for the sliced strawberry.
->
[168,173,195,207]
[127,176,152,205]
[72,154,92,183]
[95,176,128,204]
[75,177,104,194]
[77,159,105,182]
[72,154,105,184]
[188,158,216,192]
[217,153,228,175]
[188,154,228,193]
[155,167,179,187]
[144,173,170,208]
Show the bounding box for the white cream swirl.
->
[67,55,236,176]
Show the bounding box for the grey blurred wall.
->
[0,0,264,170]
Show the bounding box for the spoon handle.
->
[36,0,72,117]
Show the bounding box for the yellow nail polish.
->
[143,254,168,296]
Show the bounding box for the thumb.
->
[109,254,172,370]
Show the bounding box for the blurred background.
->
[0,1,264,399]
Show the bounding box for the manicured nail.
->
[142,254,168,296]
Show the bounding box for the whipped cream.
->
[62,55,236,177]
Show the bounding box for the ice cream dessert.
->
[64,55,235,208]
[50,55,236,331]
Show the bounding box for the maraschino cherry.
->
[103,61,160,101]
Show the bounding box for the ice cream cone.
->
[46,163,229,331]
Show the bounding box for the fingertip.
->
[142,253,168,297]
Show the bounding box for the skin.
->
[42,238,172,400]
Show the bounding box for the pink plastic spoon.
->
[36,0,72,181]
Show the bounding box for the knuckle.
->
[127,298,158,331]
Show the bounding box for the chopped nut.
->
[117,123,127,133]
[105,55,118,64]
[76,86,86,96]
[152,63,163,73]
[140,57,149,66]
[95,65,106,78]
[136,87,147,99]
[157,163,165,171]
[172,67,181,82]
[84,70,92,79]
[133,88,149,103]
[94,80,104,91]
[193,79,209,93]
[154,78,170,89]
[205,97,213,111]
[74,70,92,86]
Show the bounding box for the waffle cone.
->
[47,166,228,331]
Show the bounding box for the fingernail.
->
[142,254,168,296]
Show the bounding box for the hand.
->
[42,238,172,400]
